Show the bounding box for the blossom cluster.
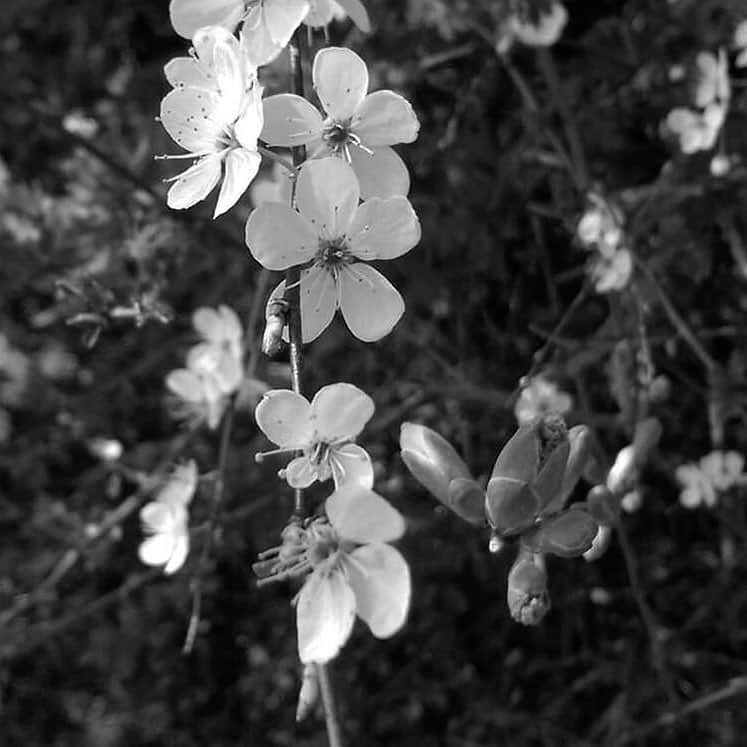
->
[676,450,746,509]
[576,194,632,294]
[166,305,244,429]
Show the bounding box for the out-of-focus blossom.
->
[576,195,632,294]
[496,2,568,53]
[255,382,375,489]
[514,375,573,425]
[139,461,198,574]
[510,2,568,47]
[159,27,263,217]
[664,49,730,154]
[261,47,419,198]
[255,485,410,664]
[0,334,30,406]
[735,20,747,67]
[675,450,745,509]
[245,157,420,342]
[305,0,368,28]
[166,305,244,429]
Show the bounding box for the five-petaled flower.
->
[255,382,375,489]
[159,26,263,217]
[254,485,411,664]
[245,157,420,342]
[261,46,419,199]
[139,461,198,574]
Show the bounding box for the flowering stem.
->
[285,30,346,747]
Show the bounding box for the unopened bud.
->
[507,552,550,625]
[262,298,288,357]
[400,423,483,524]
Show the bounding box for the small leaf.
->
[485,476,538,535]
[490,424,540,483]
[447,477,485,525]
[521,509,598,557]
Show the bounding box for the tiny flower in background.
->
[255,382,375,489]
[664,49,730,155]
[509,2,568,47]
[261,47,419,199]
[576,195,632,294]
[254,485,410,664]
[246,157,420,342]
[159,26,263,217]
[166,305,244,429]
[734,20,747,67]
[675,450,744,509]
[139,461,198,574]
[514,375,573,425]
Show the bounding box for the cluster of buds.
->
[400,414,599,624]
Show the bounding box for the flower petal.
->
[240,9,284,67]
[157,462,199,508]
[330,443,374,489]
[166,155,223,211]
[166,369,205,403]
[347,196,420,260]
[214,148,261,217]
[325,485,405,543]
[353,90,419,146]
[163,534,190,574]
[169,0,244,38]
[310,383,374,441]
[255,389,313,447]
[295,157,359,235]
[313,47,369,121]
[245,202,318,270]
[334,0,371,32]
[160,87,224,153]
[264,0,309,46]
[233,83,264,149]
[140,502,176,534]
[139,533,176,567]
[164,57,214,90]
[297,569,356,664]
[298,268,339,342]
[345,544,410,638]
[261,94,324,147]
[285,455,319,488]
[338,264,405,342]
[348,145,410,199]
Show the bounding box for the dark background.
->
[1,0,747,744]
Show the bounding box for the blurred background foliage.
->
[1,0,747,744]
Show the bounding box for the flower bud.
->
[507,552,550,626]
[400,423,484,524]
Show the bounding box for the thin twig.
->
[615,520,676,702]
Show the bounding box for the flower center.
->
[309,440,332,466]
[315,238,353,277]
[322,120,353,151]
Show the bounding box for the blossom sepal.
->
[520,508,598,558]
[399,422,483,525]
